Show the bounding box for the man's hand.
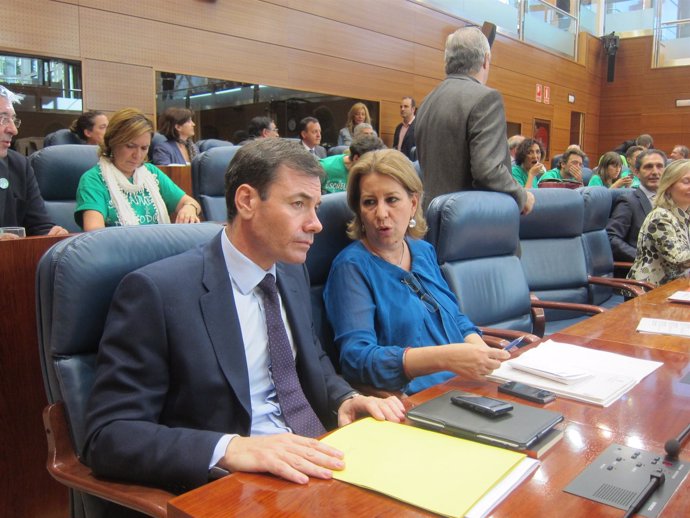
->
[337,394,405,427]
[0,232,20,241]
[566,164,583,183]
[47,225,69,236]
[521,191,535,215]
[220,434,345,484]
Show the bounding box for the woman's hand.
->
[611,175,633,189]
[175,203,201,223]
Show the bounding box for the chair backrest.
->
[197,138,233,152]
[29,144,99,232]
[327,145,348,156]
[36,223,223,454]
[577,186,615,304]
[519,188,589,320]
[582,167,593,186]
[191,146,241,221]
[43,128,83,147]
[148,132,167,161]
[304,192,354,369]
[425,191,533,332]
[413,160,423,180]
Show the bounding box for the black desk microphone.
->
[622,471,665,518]
[664,423,690,459]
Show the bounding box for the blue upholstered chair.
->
[327,145,348,156]
[578,186,652,305]
[43,128,83,147]
[191,146,241,221]
[305,192,354,369]
[197,138,233,152]
[37,223,223,518]
[518,188,607,333]
[29,144,99,232]
[425,191,543,339]
[581,167,593,186]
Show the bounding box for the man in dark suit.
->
[83,138,404,494]
[299,116,327,158]
[415,27,534,214]
[0,85,67,240]
[392,96,416,160]
[606,149,665,262]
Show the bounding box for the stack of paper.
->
[488,340,662,407]
[321,418,539,518]
[637,317,690,338]
[508,357,592,384]
[667,290,690,303]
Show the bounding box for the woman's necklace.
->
[367,239,405,266]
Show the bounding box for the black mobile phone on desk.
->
[450,393,513,417]
[498,381,556,404]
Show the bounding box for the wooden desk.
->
[564,278,690,351]
[168,335,690,518]
[0,235,70,517]
[158,164,193,198]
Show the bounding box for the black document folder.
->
[406,390,564,450]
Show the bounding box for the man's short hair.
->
[444,26,490,76]
[352,123,376,138]
[298,116,319,135]
[635,134,654,148]
[349,134,386,159]
[635,148,667,170]
[625,145,645,167]
[0,84,24,104]
[507,135,525,152]
[402,96,416,109]
[225,139,324,222]
[247,116,273,138]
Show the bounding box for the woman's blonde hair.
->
[100,108,154,158]
[346,102,371,135]
[655,159,690,210]
[346,149,427,240]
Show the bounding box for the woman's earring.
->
[409,218,417,229]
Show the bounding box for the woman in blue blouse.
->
[324,149,510,395]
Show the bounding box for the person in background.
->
[511,138,546,187]
[0,85,67,240]
[392,96,416,160]
[623,145,645,187]
[152,107,199,165]
[320,134,386,193]
[415,27,534,214]
[300,117,326,158]
[338,102,371,146]
[589,151,632,188]
[508,135,525,166]
[69,110,109,146]
[324,149,509,396]
[83,138,404,501]
[628,159,690,286]
[607,149,666,262]
[669,145,689,161]
[538,147,586,186]
[245,116,279,142]
[75,107,201,230]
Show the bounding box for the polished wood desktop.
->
[565,278,690,351]
[158,164,193,198]
[168,333,690,518]
[0,235,70,517]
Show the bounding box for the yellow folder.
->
[321,418,531,518]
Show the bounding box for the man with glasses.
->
[0,85,67,240]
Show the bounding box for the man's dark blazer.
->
[392,118,416,160]
[606,189,652,262]
[83,232,353,493]
[415,74,527,211]
[0,149,53,234]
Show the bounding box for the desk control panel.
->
[565,444,688,518]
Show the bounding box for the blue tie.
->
[257,274,326,437]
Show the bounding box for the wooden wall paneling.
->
[82,60,156,116]
[379,99,402,147]
[1,0,80,59]
[412,44,445,82]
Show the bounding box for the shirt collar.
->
[220,229,276,295]
[638,183,656,202]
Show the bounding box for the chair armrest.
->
[588,275,646,297]
[529,298,606,315]
[350,383,404,400]
[479,327,540,348]
[43,402,172,518]
[613,261,633,278]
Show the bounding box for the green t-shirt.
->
[511,164,538,188]
[537,168,564,184]
[75,162,185,228]
[588,170,638,188]
[319,154,349,193]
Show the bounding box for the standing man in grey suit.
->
[607,149,665,262]
[415,27,534,214]
[84,139,404,496]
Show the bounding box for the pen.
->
[504,335,526,353]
